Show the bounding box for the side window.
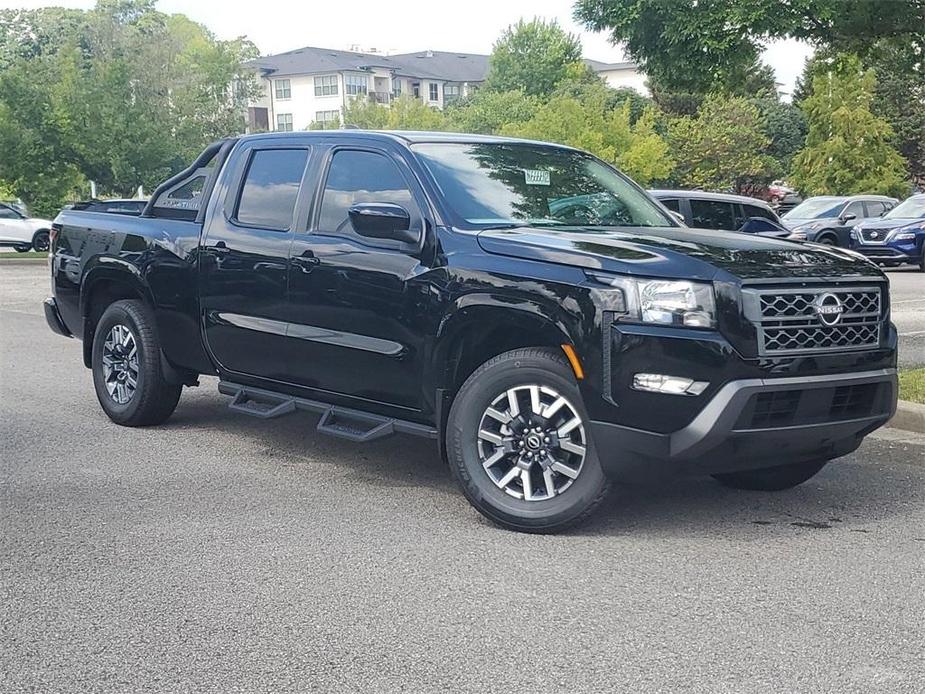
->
[0,205,19,220]
[318,150,417,236]
[235,148,309,230]
[743,204,776,222]
[842,201,865,220]
[659,198,680,213]
[689,199,735,230]
[865,201,886,217]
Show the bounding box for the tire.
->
[13,244,31,253]
[918,245,924,272]
[712,459,828,491]
[816,235,837,246]
[91,299,181,426]
[32,229,50,252]
[446,347,610,533]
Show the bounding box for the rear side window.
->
[318,150,416,234]
[690,199,736,230]
[659,198,680,213]
[235,148,309,230]
[743,204,776,222]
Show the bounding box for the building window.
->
[444,84,460,103]
[428,83,439,102]
[392,78,402,97]
[315,110,339,123]
[314,74,338,97]
[411,82,421,99]
[345,73,368,96]
[276,113,293,132]
[274,78,291,100]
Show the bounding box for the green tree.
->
[445,89,539,134]
[668,94,779,194]
[502,93,673,185]
[343,95,447,131]
[484,18,583,97]
[574,0,924,92]
[752,97,807,173]
[791,56,908,197]
[0,0,258,216]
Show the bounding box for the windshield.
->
[884,196,925,219]
[413,143,673,229]
[783,198,845,220]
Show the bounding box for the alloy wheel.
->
[101,324,139,404]
[477,385,587,501]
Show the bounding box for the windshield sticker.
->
[524,169,551,186]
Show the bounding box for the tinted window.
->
[414,143,672,228]
[318,150,416,234]
[689,199,736,230]
[842,201,865,220]
[659,198,680,212]
[0,205,19,220]
[236,149,308,230]
[743,204,776,222]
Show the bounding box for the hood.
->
[782,217,829,230]
[476,226,879,281]
[856,217,925,232]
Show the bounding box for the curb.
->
[0,258,48,265]
[887,399,925,434]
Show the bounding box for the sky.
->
[4,0,814,97]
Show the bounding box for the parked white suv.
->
[0,203,52,252]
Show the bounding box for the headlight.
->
[892,232,916,241]
[589,275,716,329]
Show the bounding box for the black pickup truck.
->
[45,131,898,532]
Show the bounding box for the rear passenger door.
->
[285,145,431,411]
[199,142,312,380]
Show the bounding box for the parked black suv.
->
[44,132,898,532]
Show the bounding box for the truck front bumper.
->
[850,243,920,265]
[589,368,897,479]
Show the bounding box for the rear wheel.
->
[13,244,31,253]
[32,230,50,252]
[712,459,828,491]
[91,300,181,426]
[446,347,610,533]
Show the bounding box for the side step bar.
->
[218,381,437,443]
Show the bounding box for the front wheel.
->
[712,460,828,491]
[91,299,182,426]
[446,347,610,533]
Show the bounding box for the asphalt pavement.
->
[2,261,924,693]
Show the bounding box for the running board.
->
[218,382,437,442]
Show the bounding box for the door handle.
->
[212,241,230,255]
[292,252,320,273]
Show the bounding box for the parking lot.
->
[2,260,923,693]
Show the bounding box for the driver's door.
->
[285,146,431,411]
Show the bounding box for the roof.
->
[246,46,636,82]
[246,46,489,82]
[583,59,637,72]
[237,130,584,150]
[388,51,489,82]
[801,194,899,202]
[649,189,773,208]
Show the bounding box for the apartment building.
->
[245,46,645,132]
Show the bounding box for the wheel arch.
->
[429,295,584,457]
[79,265,154,368]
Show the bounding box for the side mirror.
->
[348,203,418,244]
[669,210,686,225]
[841,213,857,224]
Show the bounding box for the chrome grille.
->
[745,286,883,356]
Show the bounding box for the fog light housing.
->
[632,373,709,396]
